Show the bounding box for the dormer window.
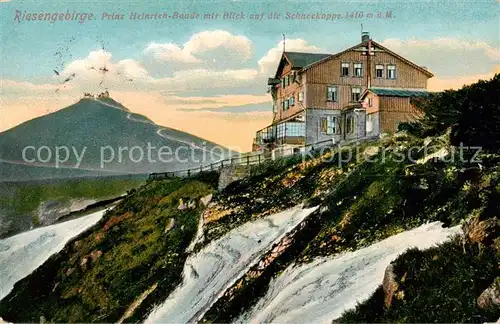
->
[341,63,349,76]
[354,63,363,77]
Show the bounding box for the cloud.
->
[144,43,201,64]
[59,50,150,90]
[150,68,260,93]
[381,37,499,76]
[144,30,253,65]
[258,39,324,74]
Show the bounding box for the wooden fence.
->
[148,135,379,181]
[148,151,270,180]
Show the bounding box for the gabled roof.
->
[301,40,434,78]
[361,87,432,100]
[274,52,330,78]
[284,52,331,68]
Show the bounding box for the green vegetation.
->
[340,238,499,323]
[400,74,500,152]
[0,176,144,216]
[0,175,146,238]
[0,172,219,323]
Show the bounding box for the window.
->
[366,114,373,133]
[298,91,304,102]
[376,64,384,78]
[289,96,295,106]
[284,75,289,86]
[351,87,361,102]
[284,99,289,110]
[341,63,349,76]
[346,116,355,134]
[281,78,285,88]
[354,63,363,77]
[368,97,373,107]
[281,100,285,110]
[321,116,337,135]
[327,86,337,102]
[387,65,396,79]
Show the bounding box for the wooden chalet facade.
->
[253,32,434,153]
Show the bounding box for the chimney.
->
[361,31,370,42]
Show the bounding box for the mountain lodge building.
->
[253,32,434,155]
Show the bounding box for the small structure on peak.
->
[98,90,110,99]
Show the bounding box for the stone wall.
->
[218,165,252,190]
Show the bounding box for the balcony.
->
[253,121,305,151]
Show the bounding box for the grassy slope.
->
[339,174,500,323]
[0,175,146,238]
[0,172,218,323]
[340,237,499,323]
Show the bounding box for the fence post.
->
[258,154,261,164]
[246,155,250,165]
[210,163,213,171]
[187,169,191,177]
[221,160,224,167]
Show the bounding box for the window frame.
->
[366,114,373,133]
[341,62,350,77]
[327,85,338,102]
[354,63,363,78]
[387,64,396,79]
[289,96,295,106]
[351,87,361,102]
[298,91,304,102]
[346,115,355,134]
[326,115,336,135]
[375,64,384,78]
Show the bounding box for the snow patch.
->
[146,205,318,323]
[238,222,462,323]
[0,211,105,300]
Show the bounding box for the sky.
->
[1,0,499,151]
